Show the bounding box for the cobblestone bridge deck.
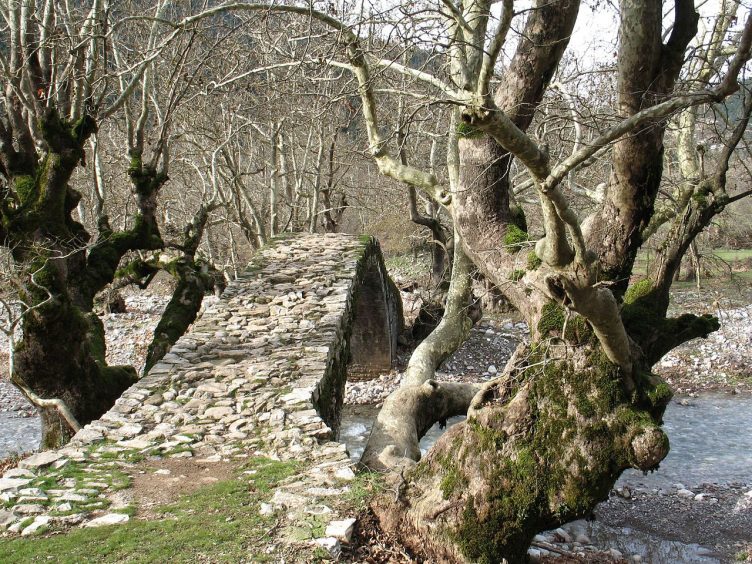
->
[0,234,402,555]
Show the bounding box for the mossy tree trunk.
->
[141,203,224,374]
[373,339,673,563]
[1,110,167,448]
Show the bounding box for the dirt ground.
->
[123,457,236,519]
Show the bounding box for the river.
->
[0,412,41,459]
[341,395,752,563]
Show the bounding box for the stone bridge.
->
[0,234,402,552]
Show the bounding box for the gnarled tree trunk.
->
[373,340,672,562]
[2,111,166,447]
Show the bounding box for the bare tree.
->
[3,1,750,559]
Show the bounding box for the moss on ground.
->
[509,206,527,233]
[509,269,525,282]
[345,471,386,510]
[527,251,542,270]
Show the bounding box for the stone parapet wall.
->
[0,234,400,553]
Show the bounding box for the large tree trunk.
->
[365,2,707,560]
[14,310,137,447]
[374,341,672,562]
[143,204,224,374]
[362,243,481,472]
[1,110,164,447]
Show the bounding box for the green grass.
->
[710,249,752,262]
[634,247,752,274]
[344,470,386,510]
[0,458,301,563]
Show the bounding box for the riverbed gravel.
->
[344,315,525,405]
[658,303,752,395]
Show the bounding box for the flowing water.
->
[339,404,466,462]
[341,395,752,489]
[618,395,752,490]
[340,395,752,563]
[0,412,41,459]
[2,392,749,561]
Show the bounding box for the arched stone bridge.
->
[0,234,402,551]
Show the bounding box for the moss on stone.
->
[527,251,542,270]
[509,269,525,282]
[503,225,529,250]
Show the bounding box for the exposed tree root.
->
[361,380,481,472]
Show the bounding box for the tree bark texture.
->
[1,110,165,447]
[362,244,480,471]
[374,342,672,563]
[367,2,722,561]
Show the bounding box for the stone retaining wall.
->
[0,233,401,554]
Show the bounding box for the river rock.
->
[325,518,356,542]
[19,451,64,470]
[110,423,142,439]
[271,490,307,509]
[314,537,341,558]
[21,515,50,536]
[0,477,31,491]
[734,493,752,512]
[14,504,46,515]
[0,510,16,528]
[204,406,233,419]
[85,513,130,527]
[553,527,572,543]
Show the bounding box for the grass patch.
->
[711,249,752,262]
[0,458,301,563]
[344,471,386,510]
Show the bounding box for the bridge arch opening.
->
[347,253,400,380]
